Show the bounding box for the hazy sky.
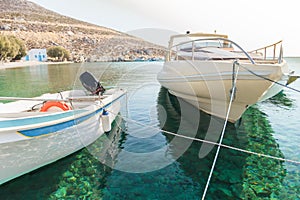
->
[30,0,299,56]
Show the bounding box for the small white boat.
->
[158,32,295,122]
[0,72,126,185]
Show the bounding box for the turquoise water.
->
[0,59,299,199]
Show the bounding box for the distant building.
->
[24,49,47,62]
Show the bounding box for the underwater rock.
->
[85,167,95,176]
[67,176,77,182]
[251,185,272,197]
[63,171,73,178]
[242,185,257,200]
[54,187,67,198]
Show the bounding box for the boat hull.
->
[158,60,289,122]
[0,89,125,185]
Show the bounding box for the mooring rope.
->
[201,61,239,199]
[112,112,300,165]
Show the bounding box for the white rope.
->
[114,113,300,165]
[201,61,240,199]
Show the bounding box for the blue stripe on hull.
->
[19,107,103,137]
[0,110,85,128]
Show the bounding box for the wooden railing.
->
[249,40,283,63]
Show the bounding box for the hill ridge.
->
[0,0,165,61]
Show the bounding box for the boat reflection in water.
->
[86,115,126,170]
[157,87,295,199]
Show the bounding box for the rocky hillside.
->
[0,0,166,62]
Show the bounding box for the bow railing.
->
[249,40,283,63]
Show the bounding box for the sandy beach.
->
[0,61,73,69]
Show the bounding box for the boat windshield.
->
[179,40,234,52]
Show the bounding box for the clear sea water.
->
[0,59,299,199]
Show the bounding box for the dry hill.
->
[0,0,166,62]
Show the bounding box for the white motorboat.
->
[0,72,126,185]
[158,32,294,122]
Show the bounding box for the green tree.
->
[0,34,27,61]
[0,35,11,61]
[47,46,70,61]
[10,36,26,60]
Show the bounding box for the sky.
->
[29,0,300,56]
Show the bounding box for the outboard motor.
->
[79,71,105,95]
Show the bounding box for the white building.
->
[24,49,47,62]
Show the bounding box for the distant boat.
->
[0,72,126,185]
[158,32,295,122]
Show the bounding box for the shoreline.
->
[0,61,74,69]
[0,60,164,69]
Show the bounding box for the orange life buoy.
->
[40,101,72,112]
